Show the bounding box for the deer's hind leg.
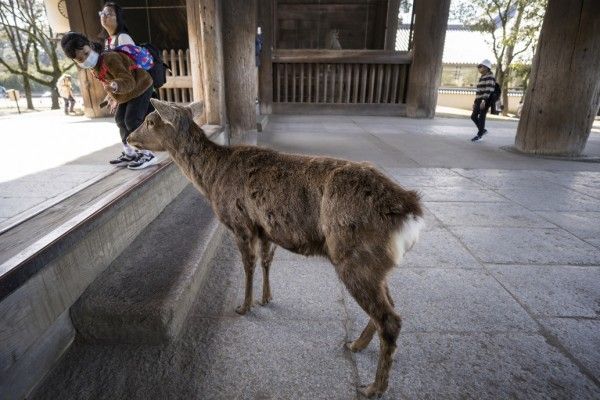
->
[338,263,400,398]
[234,233,258,315]
[347,285,396,353]
[258,237,276,306]
[346,319,376,352]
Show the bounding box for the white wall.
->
[437,90,524,114]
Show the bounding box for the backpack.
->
[137,43,169,89]
[113,44,169,89]
[493,82,501,98]
[489,81,502,114]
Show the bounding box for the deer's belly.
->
[262,224,325,257]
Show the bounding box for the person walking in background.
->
[56,74,75,115]
[470,59,496,142]
[61,32,158,170]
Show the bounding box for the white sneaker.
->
[127,153,158,170]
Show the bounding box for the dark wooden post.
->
[515,0,600,156]
[195,0,227,126]
[185,0,206,123]
[257,0,273,115]
[405,0,451,118]
[384,0,400,51]
[65,0,108,118]
[222,0,258,136]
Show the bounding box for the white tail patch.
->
[390,214,424,264]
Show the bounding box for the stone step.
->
[70,185,225,344]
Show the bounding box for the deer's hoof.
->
[345,340,364,353]
[358,383,384,398]
[259,295,272,306]
[235,305,250,315]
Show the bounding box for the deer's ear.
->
[186,101,204,119]
[150,98,180,127]
[185,101,205,126]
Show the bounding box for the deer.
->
[127,99,424,398]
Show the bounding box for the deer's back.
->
[210,146,422,259]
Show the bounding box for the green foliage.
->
[451,0,546,65]
[450,0,546,113]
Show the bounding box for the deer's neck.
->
[164,123,228,198]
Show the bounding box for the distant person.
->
[60,32,158,170]
[255,27,263,67]
[470,59,496,142]
[56,74,75,115]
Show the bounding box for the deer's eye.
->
[147,119,154,127]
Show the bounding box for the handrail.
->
[273,49,413,64]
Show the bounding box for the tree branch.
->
[33,43,54,76]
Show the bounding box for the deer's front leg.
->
[235,235,257,315]
[259,238,276,305]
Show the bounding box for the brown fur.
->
[128,100,424,397]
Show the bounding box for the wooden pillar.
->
[257,0,273,115]
[65,0,108,118]
[185,0,206,124]
[384,0,400,51]
[222,0,258,136]
[405,0,451,118]
[515,0,600,156]
[196,0,227,126]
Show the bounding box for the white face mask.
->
[77,51,99,69]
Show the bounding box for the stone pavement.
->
[32,115,600,399]
[0,111,121,229]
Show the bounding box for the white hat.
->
[478,59,493,70]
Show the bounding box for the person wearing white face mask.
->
[61,32,158,170]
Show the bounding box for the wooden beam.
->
[385,0,401,50]
[222,0,257,136]
[273,102,407,116]
[405,0,451,118]
[65,0,108,118]
[186,0,206,121]
[273,50,412,64]
[161,76,193,90]
[197,0,226,126]
[515,0,600,156]
[257,0,273,114]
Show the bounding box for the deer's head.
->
[127,99,204,152]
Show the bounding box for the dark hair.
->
[61,32,103,59]
[102,2,129,35]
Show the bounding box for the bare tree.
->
[0,0,74,110]
[452,0,546,115]
[0,0,35,109]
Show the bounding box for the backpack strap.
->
[107,34,120,47]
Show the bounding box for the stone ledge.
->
[0,163,189,400]
[71,186,225,344]
[0,125,226,399]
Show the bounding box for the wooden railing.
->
[158,49,193,103]
[272,50,412,105]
